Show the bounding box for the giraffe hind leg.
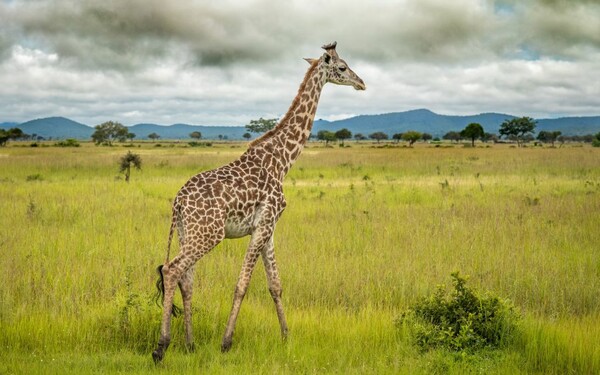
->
[178,266,196,352]
[153,230,224,363]
[154,265,182,317]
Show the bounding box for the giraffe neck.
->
[244,61,326,179]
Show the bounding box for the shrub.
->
[397,272,519,352]
[54,138,80,147]
[188,141,213,147]
[26,174,44,181]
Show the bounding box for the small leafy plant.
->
[397,272,519,352]
[119,151,142,182]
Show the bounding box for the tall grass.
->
[1,142,599,373]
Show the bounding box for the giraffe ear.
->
[303,58,317,65]
[322,52,331,64]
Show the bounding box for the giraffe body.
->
[152,42,365,363]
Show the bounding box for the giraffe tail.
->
[154,265,182,317]
[153,198,183,317]
[165,198,181,264]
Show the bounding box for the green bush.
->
[54,139,80,147]
[397,272,519,352]
[188,141,213,147]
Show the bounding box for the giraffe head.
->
[305,42,366,91]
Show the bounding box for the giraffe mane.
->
[248,59,319,148]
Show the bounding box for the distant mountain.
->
[0,122,19,129]
[536,117,600,135]
[9,117,93,139]
[2,110,599,140]
[313,109,519,137]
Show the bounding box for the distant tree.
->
[401,131,422,147]
[499,117,536,147]
[126,132,136,143]
[119,151,142,183]
[581,134,595,143]
[422,133,433,142]
[369,132,388,144]
[218,134,223,140]
[537,130,561,147]
[335,128,352,146]
[0,130,9,147]
[9,128,24,140]
[317,130,337,146]
[243,132,252,141]
[392,133,404,143]
[148,132,161,141]
[443,131,462,143]
[593,132,600,147]
[482,132,498,143]
[460,123,485,147]
[0,127,25,146]
[245,117,278,134]
[354,133,366,142]
[189,131,202,140]
[92,121,129,146]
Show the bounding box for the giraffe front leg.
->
[261,237,288,340]
[221,227,273,352]
[178,265,196,353]
[221,248,262,352]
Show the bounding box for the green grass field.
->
[1,142,599,374]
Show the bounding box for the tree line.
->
[2,117,599,147]
[314,117,600,148]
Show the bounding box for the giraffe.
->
[152,41,365,363]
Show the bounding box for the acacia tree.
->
[92,121,129,146]
[119,151,142,182]
[402,130,422,147]
[317,130,336,146]
[335,128,352,146]
[354,133,366,142]
[369,132,388,144]
[443,131,461,143]
[482,133,498,143]
[499,117,536,147]
[460,123,485,147]
[243,132,252,141]
[126,132,136,143]
[148,132,161,141]
[0,127,25,146]
[189,131,202,140]
[392,133,404,144]
[593,132,600,147]
[537,130,561,147]
[245,118,277,134]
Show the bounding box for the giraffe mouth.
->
[353,81,366,91]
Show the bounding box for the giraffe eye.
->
[339,66,347,72]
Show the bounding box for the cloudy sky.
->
[1,0,599,126]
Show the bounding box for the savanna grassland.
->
[1,141,599,374]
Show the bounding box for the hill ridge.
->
[2,110,599,139]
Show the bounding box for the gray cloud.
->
[1,0,599,124]
[2,0,600,68]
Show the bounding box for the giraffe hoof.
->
[221,338,233,353]
[152,348,165,364]
[185,342,196,353]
